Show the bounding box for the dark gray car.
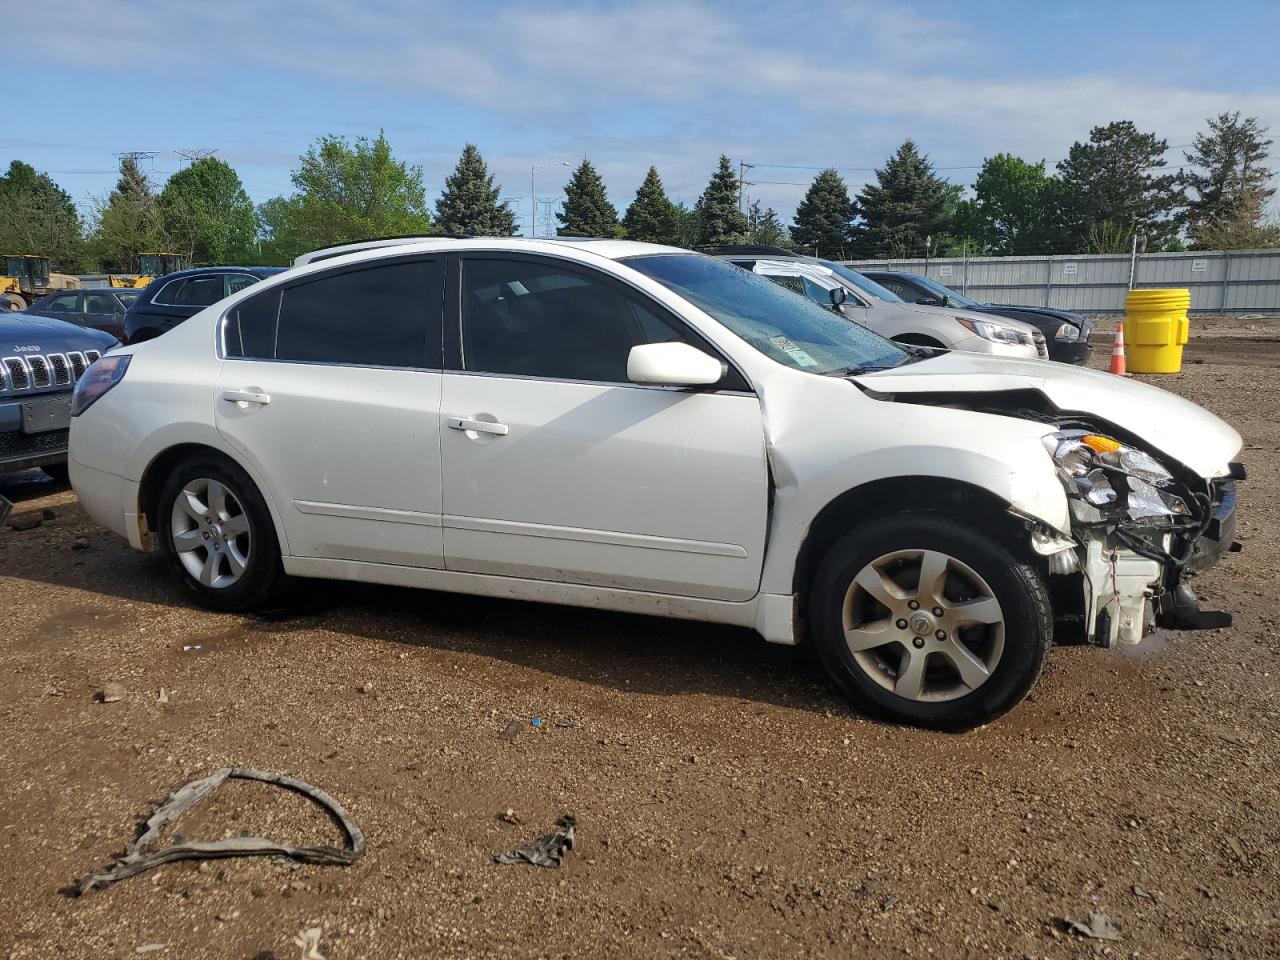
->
[25,288,141,341]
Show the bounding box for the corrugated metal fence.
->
[842,249,1280,314]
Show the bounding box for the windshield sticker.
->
[769,335,819,367]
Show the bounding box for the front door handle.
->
[447,416,509,436]
[221,389,271,406]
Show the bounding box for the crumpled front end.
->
[1038,429,1243,646]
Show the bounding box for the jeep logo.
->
[13,345,40,353]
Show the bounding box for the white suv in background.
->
[69,238,1242,728]
[718,252,1046,359]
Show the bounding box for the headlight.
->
[955,316,1031,345]
[72,354,130,417]
[1055,322,1080,341]
[1044,431,1189,520]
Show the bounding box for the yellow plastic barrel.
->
[1124,288,1190,374]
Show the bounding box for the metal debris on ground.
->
[498,718,522,741]
[1132,884,1158,902]
[1062,910,1123,941]
[531,717,543,728]
[495,814,576,868]
[75,767,366,895]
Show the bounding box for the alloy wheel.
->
[842,548,1005,702]
[170,478,252,589]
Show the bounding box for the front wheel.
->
[809,514,1052,729]
[156,456,288,612]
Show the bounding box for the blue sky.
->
[9,0,1280,234]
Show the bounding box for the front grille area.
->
[4,358,29,390]
[0,427,68,461]
[49,353,70,385]
[1,349,99,393]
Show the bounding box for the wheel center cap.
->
[909,611,936,636]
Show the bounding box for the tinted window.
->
[460,258,698,383]
[48,293,80,312]
[117,290,142,307]
[84,293,118,314]
[226,274,259,295]
[249,260,441,367]
[176,277,225,306]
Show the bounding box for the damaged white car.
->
[68,239,1243,728]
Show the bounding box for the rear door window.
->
[176,276,226,306]
[225,259,443,368]
[47,293,81,312]
[84,293,118,314]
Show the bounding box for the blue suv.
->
[124,266,285,344]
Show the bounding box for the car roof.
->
[155,266,287,281]
[292,236,689,268]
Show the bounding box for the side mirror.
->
[940,294,950,307]
[627,342,724,388]
[828,287,847,308]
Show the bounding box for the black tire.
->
[156,454,288,612]
[5,294,27,311]
[809,513,1052,730]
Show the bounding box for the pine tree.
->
[693,156,748,247]
[1183,113,1276,249]
[852,140,952,258]
[622,167,681,244]
[95,156,165,272]
[434,144,519,236]
[747,201,790,247]
[556,159,621,237]
[1056,121,1184,250]
[790,169,853,254]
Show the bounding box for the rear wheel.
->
[809,514,1051,729]
[5,294,27,311]
[156,456,288,611]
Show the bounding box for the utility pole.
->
[175,148,217,167]
[737,160,754,214]
[1128,232,1139,289]
[962,240,969,295]
[530,161,570,238]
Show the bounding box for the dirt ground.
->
[1,319,1277,960]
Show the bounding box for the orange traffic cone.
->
[1109,322,1127,376]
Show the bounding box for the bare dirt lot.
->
[2,321,1278,959]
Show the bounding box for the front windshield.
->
[624,254,909,375]
[816,260,905,303]
[911,273,980,308]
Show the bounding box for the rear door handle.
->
[221,389,271,406]
[447,417,508,436]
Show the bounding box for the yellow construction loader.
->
[107,252,187,289]
[0,255,53,310]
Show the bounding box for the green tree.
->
[1182,112,1276,249]
[434,143,518,237]
[852,140,953,258]
[622,166,681,244]
[258,131,432,261]
[94,156,165,272]
[1056,120,1184,250]
[790,168,853,254]
[693,156,748,247]
[158,157,256,264]
[969,153,1067,254]
[556,159,621,237]
[0,161,83,270]
[747,201,790,247]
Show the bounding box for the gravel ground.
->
[1,322,1277,959]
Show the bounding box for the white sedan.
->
[69,238,1243,728]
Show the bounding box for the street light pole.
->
[530,161,571,238]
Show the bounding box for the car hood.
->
[977,303,1088,327]
[853,351,1241,478]
[0,312,119,353]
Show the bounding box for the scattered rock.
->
[498,718,522,742]
[71,536,90,551]
[1132,885,1158,903]
[8,515,43,531]
[157,689,169,704]
[134,946,169,955]
[95,682,126,704]
[500,808,521,825]
[1062,911,1123,941]
[355,681,373,694]
[292,927,325,960]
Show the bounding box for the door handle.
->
[221,389,271,406]
[447,416,509,436]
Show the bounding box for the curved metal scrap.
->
[76,767,365,895]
